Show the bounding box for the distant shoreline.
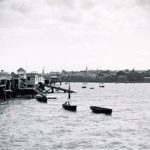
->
[61,81,150,83]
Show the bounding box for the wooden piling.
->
[3,86,6,101]
[51,87,54,93]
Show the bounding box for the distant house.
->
[117,75,128,83]
[42,74,51,84]
[0,70,12,91]
[144,77,150,82]
[26,73,39,88]
[17,68,26,79]
[39,75,45,83]
[0,70,12,81]
[43,73,61,84]
[11,71,45,89]
[50,76,61,84]
[26,73,45,88]
[11,73,20,89]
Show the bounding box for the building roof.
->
[26,73,38,76]
[0,72,12,80]
[17,68,26,73]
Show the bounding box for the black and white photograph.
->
[0,0,150,149]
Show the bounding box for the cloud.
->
[138,52,150,57]
[0,0,150,32]
[0,0,150,72]
[137,0,150,7]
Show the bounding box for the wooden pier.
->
[0,84,12,100]
[33,86,46,97]
[12,88,36,98]
[0,70,76,101]
[43,84,76,93]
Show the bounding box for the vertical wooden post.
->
[51,87,54,93]
[3,86,6,101]
[9,80,11,98]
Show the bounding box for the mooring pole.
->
[3,86,6,101]
[51,87,54,93]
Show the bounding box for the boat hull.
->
[82,86,86,88]
[62,104,77,112]
[90,106,112,115]
[36,95,47,103]
[99,85,105,88]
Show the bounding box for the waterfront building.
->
[12,68,45,89]
[42,74,51,84]
[0,70,12,81]
[17,68,26,79]
[0,70,12,99]
[26,73,44,88]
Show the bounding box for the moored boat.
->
[99,81,105,88]
[99,85,105,88]
[35,95,47,103]
[90,106,112,114]
[62,102,77,112]
[82,85,87,88]
[62,82,77,112]
[90,87,94,89]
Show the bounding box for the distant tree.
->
[116,71,125,76]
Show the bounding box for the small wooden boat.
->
[82,86,87,88]
[99,85,105,88]
[99,82,105,88]
[90,87,94,89]
[62,83,77,112]
[35,95,47,103]
[62,102,77,112]
[90,106,112,115]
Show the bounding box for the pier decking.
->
[0,68,76,101]
[44,84,76,93]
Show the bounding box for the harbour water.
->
[0,83,150,150]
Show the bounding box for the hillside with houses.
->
[59,69,150,83]
[1,68,150,86]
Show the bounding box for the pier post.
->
[51,87,54,93]
[3,86,6,101]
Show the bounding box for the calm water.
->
[0,83,150,150]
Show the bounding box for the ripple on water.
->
[0,83,150,150]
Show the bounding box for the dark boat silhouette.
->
[98,77,105,87]
[82,82,87,88]
[82,85,87,88]
[90,87,94,89]
[62,83,77,112]
[90,106,112,115]
[99,85,105,88]
[99,82,105,88]
[36,95,47,103]
[62,102,77,112]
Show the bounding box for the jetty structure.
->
[0,70,12,100]
[0,68,75,101]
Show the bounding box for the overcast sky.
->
[0,0,150,73]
